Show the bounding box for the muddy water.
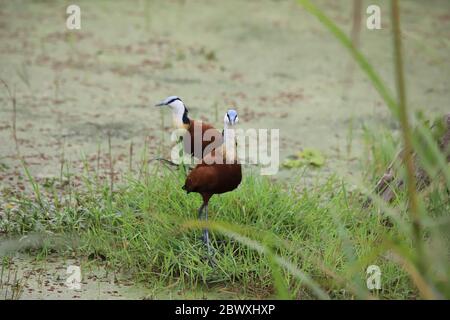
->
[1,0,449,299]
[1,254,244,300]
[0,0,449,182]
[1,254,149,300]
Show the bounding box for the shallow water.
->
[0,0,449,182]
[1,253,252,300]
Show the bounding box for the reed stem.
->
[391,0,424,271]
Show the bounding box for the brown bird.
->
[182,109,242,255]
[155,96,223,160]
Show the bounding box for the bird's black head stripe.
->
[182,109,190,125]
[166,97,181,105]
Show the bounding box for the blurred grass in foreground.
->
[297,0,449,299]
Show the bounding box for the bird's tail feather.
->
[149,157,194,171]
[150,157,180,167]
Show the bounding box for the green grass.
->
[1,149,448,299]
[295,0,449,299]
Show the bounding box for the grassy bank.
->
[1,128,448,299]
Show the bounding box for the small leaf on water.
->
[281,159,305,169]
[282,148,325,169]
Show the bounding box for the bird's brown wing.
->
[183,165,219,193]
[186,120,223,159]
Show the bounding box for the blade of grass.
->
[391,0,424,273]
[21,159,42,208]
[183,219,330,300]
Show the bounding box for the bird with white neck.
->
[155,96,223,160]
[182,109,242,259]
[202,109,239,165]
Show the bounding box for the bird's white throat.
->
[223,123,234,143]
[223,122,237,161]
[170,100,187,128]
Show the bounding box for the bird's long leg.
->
[198,202,209,245]
[202,204,212,255]
[198,201,215,265]
[197,203,205,220]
